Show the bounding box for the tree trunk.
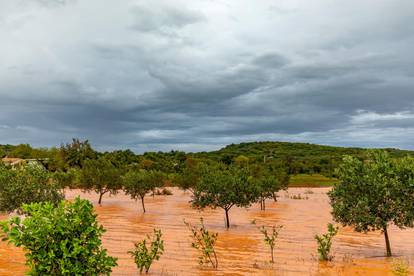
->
[225,208,230,229]
[141,196,146,213]
[270,246,274,263]
[98,192,104,205]
[273,192,278,202]
[383,225,392,257]
[262,198,266,211]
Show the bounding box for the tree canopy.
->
[329,151,414,256]
[123,170,165,213]
[192,164,258,228]
[80,157,122,205]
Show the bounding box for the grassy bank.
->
[289,174,338,187]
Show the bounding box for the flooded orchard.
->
[1,187,413,275]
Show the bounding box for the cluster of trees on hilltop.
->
[194,141,414,177]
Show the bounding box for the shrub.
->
[304,189,314,194]
[128,228,164,274]
[184,218,218,269]
[391,258,410,276]
[258,225,282,263]
[314,223,339,261]
[290,193,308,200]
[0,165,64,213]
[154,188,173,196]
[0,197,117,275]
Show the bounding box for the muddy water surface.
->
[1,188,413,275]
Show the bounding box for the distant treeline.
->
[1,140,413,177]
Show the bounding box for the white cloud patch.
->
[351,110,414,125]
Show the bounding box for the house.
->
[1,157,26,168]
[1,157,46,169]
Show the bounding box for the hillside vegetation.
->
[194,141,414,177]
[1,140,413,182]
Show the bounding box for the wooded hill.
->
[193,141,414,176]
[1,141,413,177]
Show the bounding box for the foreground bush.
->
[0,197,117,275]
[128,228,164,274]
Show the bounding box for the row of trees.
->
[0,153,289,226]
[79,156,289,224]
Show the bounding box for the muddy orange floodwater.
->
[1,187,413,275]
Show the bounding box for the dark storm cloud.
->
[1,0,414,152]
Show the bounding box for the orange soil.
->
[0,187,413,275]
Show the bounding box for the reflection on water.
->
[0,188,413,275]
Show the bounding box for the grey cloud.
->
[0,0,413,152]
[129,3,205,33]
[252,53,290,68]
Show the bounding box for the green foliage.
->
[7,144,47,159]
[192,164,259,228]
[289,174,338,187]
[259,225,282,263]
[0,164,64,213]
[391,258,410,276]
[128,229,164,274]
[184,218,218,269]
[195,141,413,177]
[58,138,97,169]
[123,170,165,213]
[249,164,288,210]
[234,155,249,166]
[80,156,122,205]
[172,157,200,193]
[0,197,117,275]
[329,151,414,257]
[314,223,339,261]
[52,169,80,189]
[102,149,138,169]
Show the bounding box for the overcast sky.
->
[1,0,414,152]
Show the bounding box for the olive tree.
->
[0,164,64,213]
[329,151,414,257]
[52,168,80,189]
[192,164,258,228]
[249,165,287,210]
[173,166,199,194]
[0,197,117,275]
[80,157,121,205]
[123,170,164,213]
